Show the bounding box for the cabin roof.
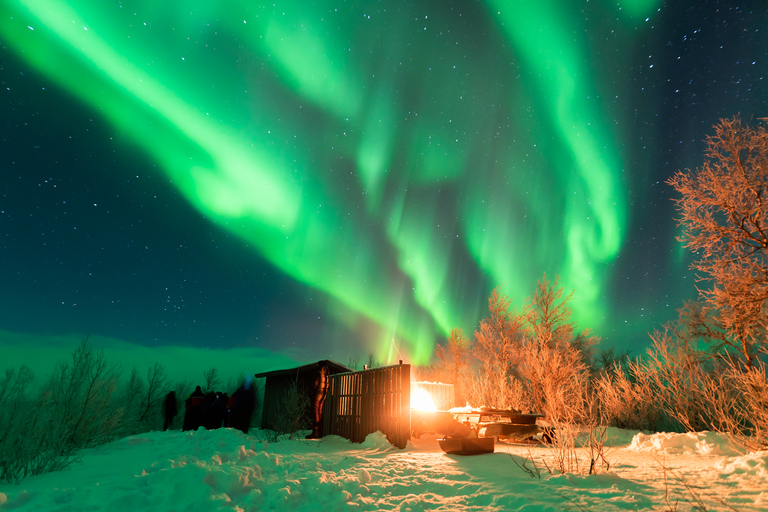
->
[253,360,352,379]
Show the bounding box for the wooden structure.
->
[322,363,411,449]
[438,437,495,455]
[254,360,351,431]
[452,408,544,442]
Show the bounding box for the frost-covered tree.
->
[668,115,768,366]
[431,327,472,406]
[517,275,596,419]
[466,288,526,409]
[525,274,598,360]
[445,277,598,417]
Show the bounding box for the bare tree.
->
[431,328,472,406]
[466,287,526,409]
[515,275,597,418]
[121,367,145,430]
[667,115,768,366]
[366,353,380,369]
[525,274,597,362]
[1,341,122,482]
[0,366,34,445]
[594,347,631,373]
[42,340,122,448]
[137,363,169,426]
[203,368,222,393]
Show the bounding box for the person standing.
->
[162,391,178,431]
[306,361,330,439]
[183,386,205,431]
[228,376,256,434]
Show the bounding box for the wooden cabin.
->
[254,360,351,431]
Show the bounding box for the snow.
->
[628,431,745,457]
[0,428,766,511]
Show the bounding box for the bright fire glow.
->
[410,388,437,411]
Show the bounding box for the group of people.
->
[160,364,330,438]
[162,376,257,434]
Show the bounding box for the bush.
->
[0,340,184,482]
[594,358,664,432]
[594,318,768,451]
[270,378,310,439]
[118,363,170,435]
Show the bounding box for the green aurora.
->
[4,0,736,364]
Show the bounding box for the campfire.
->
[409,382,472,442]
[410,388,437,411]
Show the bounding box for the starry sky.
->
[1,0,766,376]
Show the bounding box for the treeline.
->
[0,341,256,483]
[425,278,767,452]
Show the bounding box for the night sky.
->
[2,0,766,376]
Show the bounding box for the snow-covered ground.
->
[1,428,765,511]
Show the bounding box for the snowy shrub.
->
[0,366,34,445]
[643,322,763,441]
[117,363,171,435]
[702,358,768,451]
[599,314,768,450]
[733,359,768,449]
[515,339,590,422]
[0,364,83,483]
[642,328,715,433]
[463,287,525,410]
[0,341,186,482]
[595,326,732,435]
[268,378,310,440]
[425,328,472,407]
[595,358,665,432]
[535,423,612,476]
[0,366,39,482]
[39,340,123,450]
[521,343,611,476]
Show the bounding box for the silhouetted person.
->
[212,392,228,429]
[306,361,330,439]
[200,392,215,430]
[162,391,178,431]
[183,385,205,431]
[202,391,228,430]
[228,376,256,434]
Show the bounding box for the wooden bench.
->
[451,408,545,442]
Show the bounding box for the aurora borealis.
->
[2,1,766,367]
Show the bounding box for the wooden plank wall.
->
[322,363,411,449]
[412,381,455,410]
